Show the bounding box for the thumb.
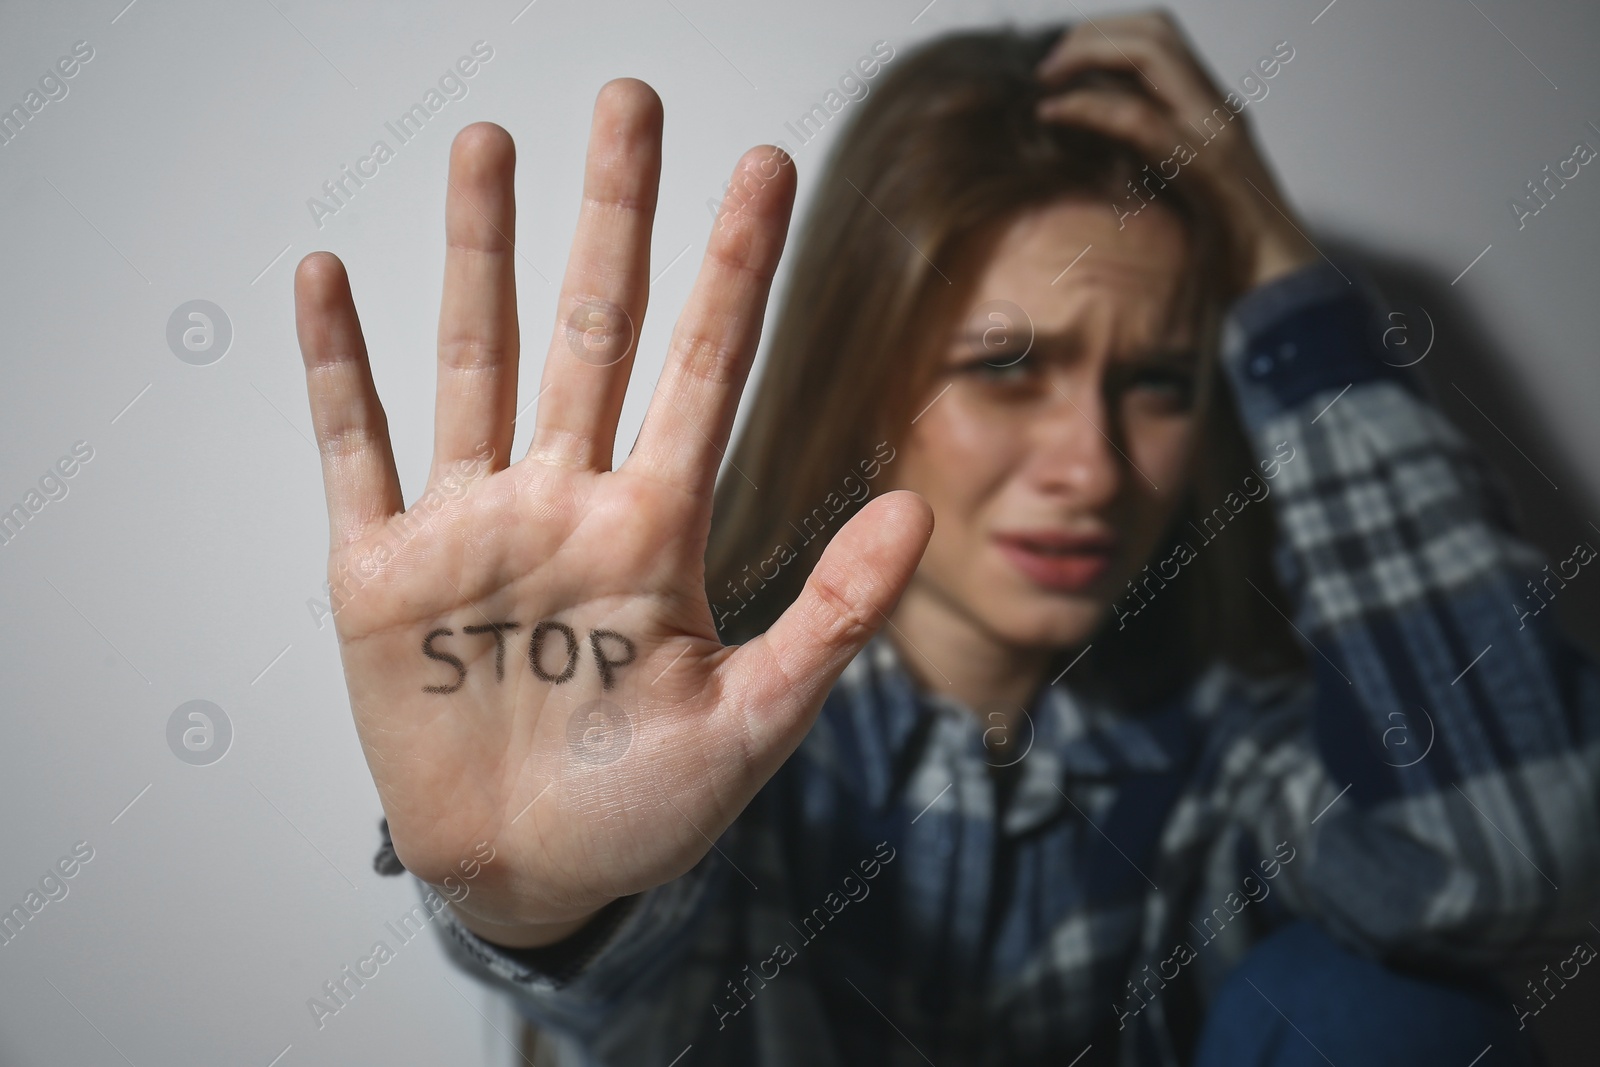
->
[719,490,933,764]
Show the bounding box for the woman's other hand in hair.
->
[1034,9,1320,294]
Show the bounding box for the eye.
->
[951,352,1039,385]
[1123,364,1196,409]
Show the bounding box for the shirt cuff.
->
[424,852,723,999]
[474,894,642,985]
[428,880,638,990]
[1219,258,1423,428]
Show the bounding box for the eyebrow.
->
[948,325,1040,346]
[946,330,1197,364]
[1125,345,1200,364]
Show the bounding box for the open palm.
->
[292,80,931,945]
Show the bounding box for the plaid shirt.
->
[421,260,1600,1066]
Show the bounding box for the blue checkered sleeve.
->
[419,851,727,1048]
[1216,259,1600,965]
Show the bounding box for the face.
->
[886,197,1208,653]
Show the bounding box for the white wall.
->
[1,0,1595,1063]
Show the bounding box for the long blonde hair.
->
[706,25,1302,703]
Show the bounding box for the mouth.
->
[992,530,1115,593]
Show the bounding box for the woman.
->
[293,11,1600,1066]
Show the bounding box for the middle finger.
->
[527,78,664,472]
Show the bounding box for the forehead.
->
[957,198,1192,337]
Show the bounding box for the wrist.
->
[1237,196,1320,292]
[447,900,609,949]
[1245,227,1318,291]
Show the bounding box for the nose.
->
[1028,378,1122,509]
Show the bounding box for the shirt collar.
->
[850,634,1193,834]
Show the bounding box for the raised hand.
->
[292,80,932,945]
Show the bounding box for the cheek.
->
[889,399,1025,537]
[1125,411,1201,492]
[1118,412,1202,555]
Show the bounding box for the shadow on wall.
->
[1336,237,1600,1067]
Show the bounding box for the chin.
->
[984,595,1107,652]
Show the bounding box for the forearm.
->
[1221,258,1600,957]
[419,845,731,1041]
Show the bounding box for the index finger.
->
[624,145,795,500]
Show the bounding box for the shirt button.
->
[1249,353,1274,377]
